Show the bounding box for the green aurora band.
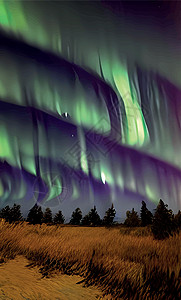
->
[0,1,180,218]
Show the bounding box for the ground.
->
[0,256,106,300]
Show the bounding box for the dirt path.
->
[0,256,107,300]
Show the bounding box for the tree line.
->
[0,200,181,240]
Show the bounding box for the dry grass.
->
[0,219,180,299]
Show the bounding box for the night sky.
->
[0,1,181,221]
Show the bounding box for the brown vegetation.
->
[0,219,180,299]
[0,255,106,300]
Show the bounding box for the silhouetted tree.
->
[174,210,181,230]
[81,213,91,226]
[89,206,102,226]
[151,199,174,240]
[103,204,116,226]
[140,201,153,226]
[9,204,22,223]
[53,210,65,224]
[70,208,82,225]
[42,207,52,224]
[27,204,43,225]
[81,206,101,226]
[124,208,141,227]
[0,205,11,222]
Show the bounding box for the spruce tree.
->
[27,204,43,225]
[81,213,91,226]
[81,206,101,226]
[42,207,53,224]
[151,199,174,240]
[70,208,82,225]
[0,205,11,222]
[124,208,141,227]
[140,201,153,226]
[174,210,181,230]
[103,204,116,226]
[9,204,22,223]
[89,206,101,226]
[53,210,65,224]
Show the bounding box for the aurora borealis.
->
[0,1,181,220]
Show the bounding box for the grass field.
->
[0,219,180,299]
